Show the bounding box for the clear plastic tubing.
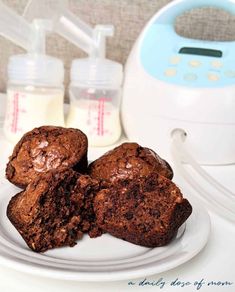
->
[171,129,235,223]
[66,58,123,147]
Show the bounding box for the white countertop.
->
[0,93,234,292]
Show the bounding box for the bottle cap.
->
[8,54,64,86]
[70,58,123,87]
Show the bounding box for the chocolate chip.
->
[150,209,160,218]
[124,212,134,220]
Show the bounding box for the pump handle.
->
[154,0,235,25]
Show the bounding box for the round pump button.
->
[184,73,198,81]
[208,73,220,81]
[211,60,223,69]
[169,56,181,65]
[164,68,177,77]
[189,60,201,68]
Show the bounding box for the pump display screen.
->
[179,47,223,58]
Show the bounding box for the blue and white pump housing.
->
[122,0,235,165]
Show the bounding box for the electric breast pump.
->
[122,0,235,165]
[122,0,235,222]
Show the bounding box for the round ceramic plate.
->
[0,180,210,282]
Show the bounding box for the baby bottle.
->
[21,0,123,146]
[66,58,123,146]
[0,2,65,143]
[4,54,64,143]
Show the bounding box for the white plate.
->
[0,179,210,282]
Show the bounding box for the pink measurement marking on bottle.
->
[97,98,106,136]
[100,97,112,102]
[87,99,92,126]
[11,92,19,133]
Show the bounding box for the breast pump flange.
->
[122,0,235,166]
[0,1,64,143]
[23,0,123,147]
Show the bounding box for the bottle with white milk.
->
[66,58,123,146]
[4,54,64,143]
[0,3,65,143]
[22,1,122,146]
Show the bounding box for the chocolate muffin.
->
[94,173,192,247]
[7,170,101,252]
[88,142,173,183]
[6,126,88,188]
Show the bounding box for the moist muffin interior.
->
[94,173,192,247]
[7,170,101,252]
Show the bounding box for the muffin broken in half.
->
[7,170,101,252]
[94,173,192,247]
